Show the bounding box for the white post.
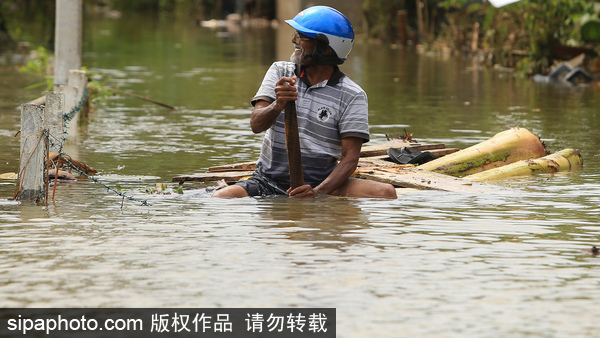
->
[18,104,46,202]
[276,0,301,62]
[68,69,87,103]
[58,85,77,127]
[44,92,65,152]
[60,69,87,141]
[54,0,83,91]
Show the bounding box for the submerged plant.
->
[141,183,184,195]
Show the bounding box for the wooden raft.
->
[171,141,511,193]
[353,166,509,194]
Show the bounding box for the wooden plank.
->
[429,148,460,156]
[353,166,515,194]
[207,162,256,172]
[179,141,467,191]
[177,160,515,195]
[360,140,416,157]
[358,158,405,168]
[172,171,254,183]
[360,142,446,157]
[204,144,454,172]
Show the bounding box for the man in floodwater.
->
[213,6,397,199]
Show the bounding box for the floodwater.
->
[1,11,600,337]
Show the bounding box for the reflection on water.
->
[1,11,600,337]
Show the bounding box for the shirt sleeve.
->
[251,62,295,107]
[339,90,370,143]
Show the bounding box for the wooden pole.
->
[416,0,426,43]
[17,104,46,202]
[284,100,304,190]
[397,10,408,45]
[285,62,304,191]
[54,0,82,91]
[471,22,480,54]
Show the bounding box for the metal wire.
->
[36,87,151,206]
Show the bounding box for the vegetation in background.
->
[99,0,274,21]
[362,0,408,42]
[0,0,222,50]
[361,0,599,75]
[2,0,598,77]
[0,0,56,51]
[438,0,597,74]
[18,46,50,76]
[18,46,54,92]
[102,0,220,18]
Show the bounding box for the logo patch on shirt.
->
[317,107,331,123]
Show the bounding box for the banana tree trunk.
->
[464,148,583,182]
[418,127,547,177]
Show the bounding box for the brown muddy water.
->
[1,11,600,337]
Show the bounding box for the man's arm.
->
[288,136,363,198]
[250,76,297,133]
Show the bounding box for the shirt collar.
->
[296,65,344,87]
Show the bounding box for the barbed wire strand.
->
[20,87,151,206]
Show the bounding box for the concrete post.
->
[18,104,46,202]
[68,69,87,102]
[62,69,87,140]
[58,85,77,125]
[54,0,83,91]
[276,0,301,62]
[44,92,65,152]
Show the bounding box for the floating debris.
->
[385,128,418,143]
[0,172,17,180]
[583,246,599,256]
[46,152,98,176]
[205,180,229,193]
[48,169,76,181]
[142,183,183,195]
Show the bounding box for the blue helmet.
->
[285,6,355,62]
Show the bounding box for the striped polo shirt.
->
[251,61,370,188]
